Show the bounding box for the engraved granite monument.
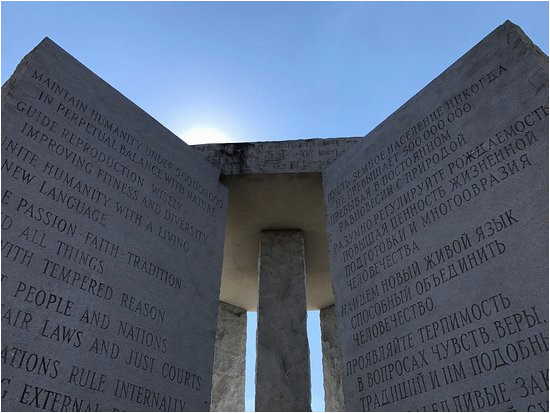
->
[1,38,227,411]
[323,20,548,412]
[2,20,548,413]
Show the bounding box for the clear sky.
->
[2,2,548,412]
[2,2,548,144]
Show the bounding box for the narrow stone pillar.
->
[210,301,247,412]
[255,230,311,412]
[320,305,345,412]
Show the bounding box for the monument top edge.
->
[193,135,364,148]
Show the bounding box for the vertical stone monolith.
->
[320,305,345,412]
[211,301,247,412]
[1,38,228,412]
[255,230,311,412]
[322,21,548,411]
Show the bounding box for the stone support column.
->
[255,230,311,412]
[320,305,345,412]
[210,301,247,412]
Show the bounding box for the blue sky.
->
[2,2,548,144]
[2,2,548,412]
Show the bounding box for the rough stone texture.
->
[256,230,311,412]
[1,38,227,411]
[323,21,548,411]
[210,302,247,412]
[194,137,360,175]
[320,305,345,412]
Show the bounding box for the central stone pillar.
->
[255,230,311,412]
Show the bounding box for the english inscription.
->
[2,38,227,411]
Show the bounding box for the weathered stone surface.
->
[256,230,311,411]
[321,305,345,412]
[323,21,548,411]
[211,301,247,412]
[1,38,227,411]
[194,137,360,175]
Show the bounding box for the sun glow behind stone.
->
[182,126,233,145]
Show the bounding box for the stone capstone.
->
[194,137,361,175]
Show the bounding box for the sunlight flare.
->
[182,126,232,145]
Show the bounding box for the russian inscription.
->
[2,38,227,411]
[323,21,548,411]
